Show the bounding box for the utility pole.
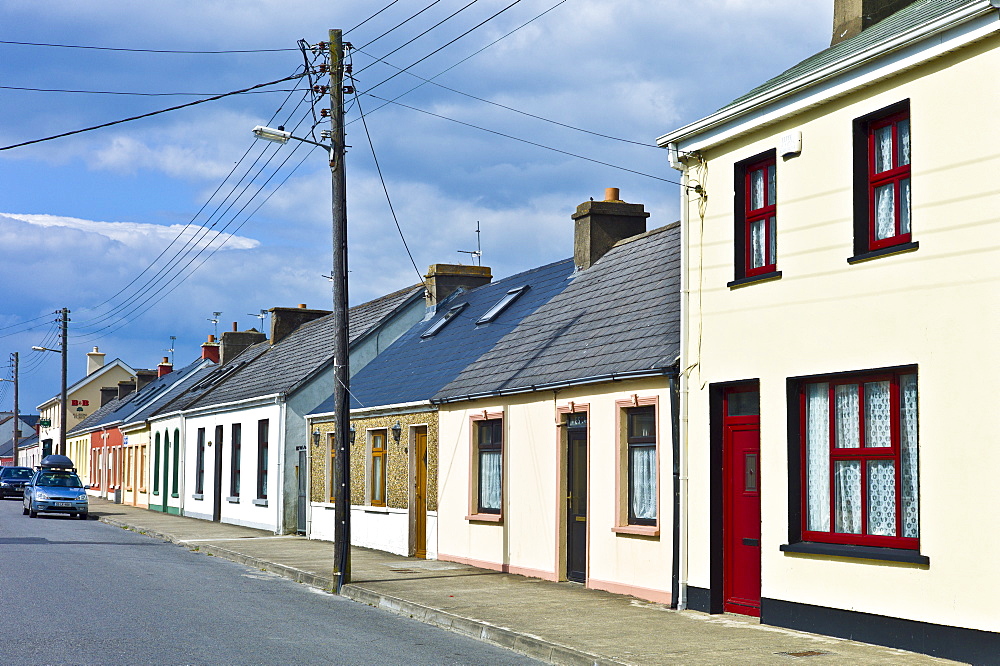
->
[59,307,69,457]
[12,352,19,466]
[328,29,352,593]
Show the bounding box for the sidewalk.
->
[90,498,956,665]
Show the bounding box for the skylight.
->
[421,303,468,338]
[477,285,529,325]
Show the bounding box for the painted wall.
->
[436,377,675,603]
[121,428,150,508]
[678,35,999,632]
[146,414,186,515]
[182,401,281,532]
[36,364,134,448]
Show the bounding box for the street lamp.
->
[32,342,68,457]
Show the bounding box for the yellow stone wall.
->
[310,411,438,512]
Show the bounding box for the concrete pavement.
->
[89,498,958,665]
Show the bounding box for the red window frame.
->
[867,110,911,251]
[370,430,387,507]
[743,157,777,276]
[799,370,918,550]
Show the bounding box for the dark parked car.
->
[0,466,34,498]
[23,455,89,519]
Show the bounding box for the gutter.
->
[430,367,676,405]
[656,1,993,150]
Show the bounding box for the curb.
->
[97,515,621,666]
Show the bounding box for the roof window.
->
[421,303,468,338]
[477,286,529,325]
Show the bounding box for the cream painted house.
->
[34,347,135,467]
[433,195,682,604]
[658,0,999,660]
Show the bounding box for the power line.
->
[367,93,685,186]
[0,71,306,152]
[0,39,297,53]
[0,85,298,96]
[349,70,425,287]
[344,0,405,35]
[354,0,446,51]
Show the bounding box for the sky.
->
[0,0,833,412]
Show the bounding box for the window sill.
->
[171,493,179,499]
[152,491,159,496]
[253,498,268,507]
[728,271,782,289]
[364,506,389,514]
[612,525,660,537]
[780,541,928,565]
[466,513,502,523]
[192,493,204,501]
[226,496,240,504]
[848,241,918,264]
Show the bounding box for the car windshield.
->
[3,468,33,480]
[37,472,83,488]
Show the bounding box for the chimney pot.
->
[207,334,216,343]
[232,322,238,332]
[604,187,620,202]
[298,304,307,309]
[201,335,221,363]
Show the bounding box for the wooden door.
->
[723,387,761,616]
[413,427,428,559]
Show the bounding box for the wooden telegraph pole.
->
[328,29,352,593]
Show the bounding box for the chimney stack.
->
[135,369,157,391]
[100,386,118,407]
[269,304,332,345]
[221,325,267,364]
[117,379,136,400]
[158,357,173,378]
[201,334,220,363]
[424,264,493,308]
[572,188,648,271]
[86,347,106,375]
[831,0,920,46]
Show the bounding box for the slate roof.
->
[720,0,973,113]
[435,223,680,402]
[309,258,576,414]
[2,433,37,458]
[182,286,424,411]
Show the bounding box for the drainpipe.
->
[668,367,681,609]
[670,142,691,610]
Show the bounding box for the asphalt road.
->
[0,497,538,665]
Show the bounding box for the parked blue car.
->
[22,455,89,520]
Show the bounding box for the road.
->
[0,497,537,665]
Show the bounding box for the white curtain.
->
[750,219,765,268]
[865,380,892,447]
[630,446,657,520]
[901,373,919,537]
[750,168,764,209]
[897,119,910,166]
[900,177,911,234]
[835,384,860,448]
[875,125,893,173]
[867,460,896,536]
[835,460,862,534]
[805,383,830,531]
[874,183,895,240]
[479,450,502,511]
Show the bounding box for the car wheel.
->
[22,504,29,515]
[79,512,89,520]
[29,505,38,518]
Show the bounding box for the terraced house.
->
[658,0,1000,660]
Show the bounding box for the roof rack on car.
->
[38,454,77,472]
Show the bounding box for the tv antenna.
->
[247,309,268,330]
[457,221,482,266]
[208,312,222,338]
[165,336,177,364]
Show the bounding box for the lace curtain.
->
[479,450,502,511]
[805,383,830,531]
[901,374,919,537]
[630,446,657,520]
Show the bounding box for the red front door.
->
[723,388,761,616]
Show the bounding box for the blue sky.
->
[0,0,832,411]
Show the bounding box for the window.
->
[799,369,918,549]
[153,433,161,493]
[732,151,778,285]
[172,428,180,496]
[195,428,206,495]
[370,430,387,507]
[257,419,269,499]
[421,302,467,338]
[852,101,914,260]
[477,286,529,324]
[476,419,503,515]
[230,423,242,498]
[626,406,657,526]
